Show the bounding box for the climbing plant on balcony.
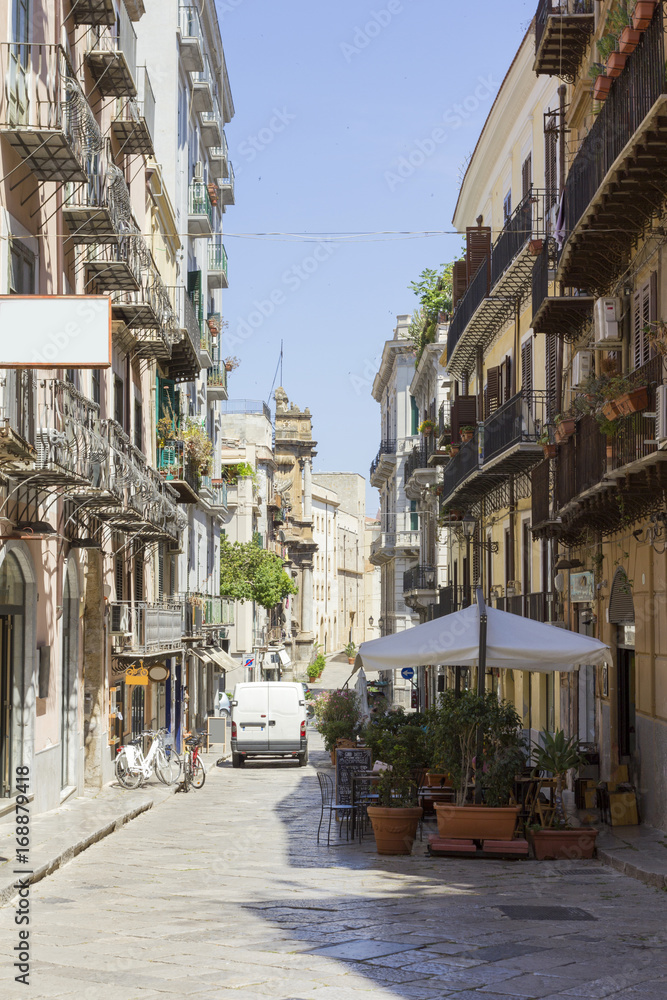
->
[407,261,456,363]
[181,418,213,474]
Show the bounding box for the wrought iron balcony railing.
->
[370,439,397,479]
[221,162,235,206]
[207,364,228,396]
[404,565,437,592]
[188,180,214,235]
[534,0,594,80]
[208,240,229,287]
[85,2,137,97]
[404,446,429,484]
[178,5,205,72]
[110,601,183,650]
[111,65,155,157]
[495,591,556,623]
[63,144,134,243]
[483,391,552,467]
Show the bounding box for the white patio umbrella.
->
[355,598,610,676]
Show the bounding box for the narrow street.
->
[1,735,666,1000]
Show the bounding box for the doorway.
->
[60,563,78,790]
[1,617,14,798]
[0,552,25,799]
[617,645,635,760]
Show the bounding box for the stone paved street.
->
[1,734,666,1000]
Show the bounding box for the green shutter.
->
[410,396,419,435]
[410,500,418,531]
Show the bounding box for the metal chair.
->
[352,774,380,842]
[316,771,355,846]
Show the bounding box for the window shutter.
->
[545,116,558,206]
[453,259,468,308]
[187,269,203,325]
[521,339,533,395]
[546,333,557,402]
[466,226,491,285]
[115,555,124,602]
[634,282,652,369]
[487,366,501,415]
[500,354,513,402]
[521,154,532,200]
[158,545,164,599]
[134,555,144,602]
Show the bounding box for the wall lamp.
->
[460,512,499,552]
[632,512,667,553]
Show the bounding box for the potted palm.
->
[429,691,525,840]
[529,730,598,860]
[343,641,357,664]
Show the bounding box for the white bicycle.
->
[115,729,181,789]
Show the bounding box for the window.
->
[410,395,419,436]
[522,520,532,596]
[410,500,418,532]
[114,376,124,427]
[633,274,657,370]
[545,115,558,206]
[521,338,533,395]
[503,191,512,225]
[9,239,34,294]
[521,153,532,200]
[134,553,144,602]
[134,399,142,451]
[91,369,101,405]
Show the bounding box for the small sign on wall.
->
[0,295,111,368]
[570,571,595,603]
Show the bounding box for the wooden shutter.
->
[486,366,501,415]
[634,281,652,369]
[521,339,533,395]
[451,395,477,441]
[521,154,532,200]
[115,555,124,602]
[546,334,557,399]
[466,226,491,285]
[134,554,144,602]
[500,354,513,402]
[545,116,558,206]
[453,259,468,308]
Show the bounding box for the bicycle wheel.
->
[181,751,192,792]
[115,750,143,789]
[155,748,177,786]
[167,748,183,782]
[191,757,206,789]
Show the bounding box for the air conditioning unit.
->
[167,539,183,554]
[572,350,593,388]
[110,604,131,635]
[194,160,204,182]
[656,384,667,447]
[594,297,622,345]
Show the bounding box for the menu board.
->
[335,747,372,807]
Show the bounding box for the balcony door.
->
[9,0,30,125]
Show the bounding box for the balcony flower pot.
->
[617,386,648,416]
[606,444,614,464]
[434,803,520,841]
[460,430,473,443]
[528,239,543,256]
[554,418,575,444]
[602,399,623,420]
[450,445,460,457]
[620,26,642,53]
[542,443,557,460]
[367,806,423,855]
[633,1,657,30]
[606,51,628,78]
[530,827,598,861]
[224,362,233,372]
[594,75,613,101]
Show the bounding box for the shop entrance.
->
[61,564,78,790]
[0,552,25,798]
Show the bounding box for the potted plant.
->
[460,424,475,443]
[528,238,543,256]
[538,429,556,460]
[616,384,648,416]
[344,641,357,665]
[554,414,576,444]
[529,730,598,860]
[224,355,241,372]
[589,63,613,101]
[316,689,362,764]
[632,1,657,30]
[428,691,525,840]
[418,418,436,436]
[620,23,642,51]
[449,443,460,457]
[366,766,423,855]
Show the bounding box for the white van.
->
[230,682,308,768]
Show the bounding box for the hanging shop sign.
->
[0,295,112,368]
[570,571,595,603]
[125,664,149,686]
[147,663,170,683]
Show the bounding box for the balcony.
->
[84,237,141,292]
[369,530,420,566]
[209,132,229,179]
[111,263,174,359]
[221,162,235,206]
[534,0,594,80]
[608,356,664,476]
[440,430,481,512]
[192,57,214,114]
[446,190,554,379]
[123,0,145,19]
[199,320,213,369]
[166,286,202,383]
[531,239,594,341]
[404,445,437,497]
[558,7,667,291]
[178,5,204,73]
[438,400,452,445]
[369,439,397,487]
[157,440,201,504]
[208,240,229,288]
[110,601,183,653]
[495,591,556,623]
[0,371,36,472]
[110,66,155,157]
[220,399,272,421]
[63,152,132,243]
[85,6,137,97]
[72,0,116,25]
[200,97,223,147]
[0,44,101,183]
[207,364,228,400]
[199,477,228,509]
[531,458,560,538]
[188,180,214,236]
[403,565,437,594]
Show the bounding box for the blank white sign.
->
[0,296,112,368]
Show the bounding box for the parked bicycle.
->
[180,731,206,792]
[115,729,181,789]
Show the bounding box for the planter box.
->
[528,239,543,256]
[460,431,473,443]
[434,803,520,841]
[633,1,657,30]
[542,443,557,460]
[554,419,576,444]
[617,386,648,416]
[531,828,598,860]
[606,51,628,78]
[620,26,642,53]
[367,806,423,855]
[594,75,613,101]
[425,772,449,787]
[602,399,623,420]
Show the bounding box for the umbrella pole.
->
[475,587,488,804]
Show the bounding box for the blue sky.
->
[215,0,534,512]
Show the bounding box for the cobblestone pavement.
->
[1,734,666,1000]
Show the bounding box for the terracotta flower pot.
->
[617,386,648,416]
[348,657,355,665]
[594,75,613,101]
[224,363,233,372]
[367,806,423,855]
[633,1,657,30]
[460,431,473,443]
[542,443,557,460]
[602,399,623,420]
[606,51,628,78]
[450,445,460,457]
[620,26,642,53]
[606,444,614,464]
[434,803,520,840]
[528,239,543,256]
[554,419,575,444]
[530,828,598,860]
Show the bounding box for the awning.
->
[356,602,610,675]
[191,647,215,667]
[278,648,291,667]
[208,645,238,671]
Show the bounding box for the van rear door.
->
[235,684,270,752]
[268,684,302,752]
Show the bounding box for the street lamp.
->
[368,615,374,627]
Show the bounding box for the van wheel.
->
[232,753,244,768]
[299,749,309,767]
